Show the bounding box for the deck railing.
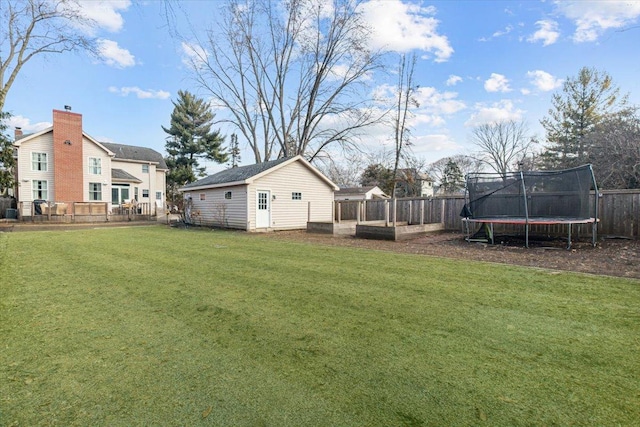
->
[16,200,155,223]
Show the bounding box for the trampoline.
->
[461,165,599,248]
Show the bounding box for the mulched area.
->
[269,230,640,280]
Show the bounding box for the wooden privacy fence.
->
[334,189,640,239]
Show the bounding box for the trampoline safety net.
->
[461,164,598,220]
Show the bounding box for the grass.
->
[0,225,639,426]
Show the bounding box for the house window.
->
[142,189,149,198]
[156,191,162,200]
[89,183,102,201]
[292,192,302,200]
[31,152,47,171]
[88,157,101,175]
[112,185,130,204]
[199,193,206,201]
[32,180,48,200]
[142,164,149,173]
[225,191,232,199]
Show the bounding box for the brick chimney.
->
[52,109,84,202]
[14,127,23,139]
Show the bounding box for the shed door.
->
[256,190,270,228]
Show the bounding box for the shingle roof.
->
[111,168,143,183]
[182,157,292,189]
[101,142,168,170]
[336,186,377,195]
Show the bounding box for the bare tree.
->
[426,155,483,189]
[184,0,383,163]
[470,120,534,176]
[316,152,367,187]
[0,0,96,110]
[585,109,640,189]
[390,53,418,196]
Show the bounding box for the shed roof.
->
[181,155,338,191]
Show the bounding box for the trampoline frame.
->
[461,165,599,249]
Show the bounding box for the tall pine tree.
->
[540,67,629,169]
[163,90,228,204]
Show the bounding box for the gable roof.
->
[101,142,168,170]
[181,155,338,191]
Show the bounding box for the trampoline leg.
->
[525,224,529,248]
[567,224,572,250]
[490,223,494,245]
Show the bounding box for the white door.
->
[256,190,270,228]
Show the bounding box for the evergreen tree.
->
[163,90,228,205]
[440,159,464,194]
[0,112,16,195]
[540,67,629,169]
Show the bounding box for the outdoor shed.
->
[180,156,339,231]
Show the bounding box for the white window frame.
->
[156,191,162,200]
[225,191,232,199]
[31,152,47,172]
[89,183,102,201]
[292,192,302,200]
[142,164,149,173]
[88,157,102,175]
[32,180,48,200]
[142,189,149,198]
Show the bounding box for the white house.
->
[334,186,389,201]
[12,108,167,216]
[180,156,339,231]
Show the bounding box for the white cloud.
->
[446,75,462,86]
[555,0,640,42]
[108,86,170,99]
[527,20,560,46]
[359,0,453,61]
[64,0,131,35]
[6,116,51,134]
[181,41,209,69]
[97,39,135,68]
[484,73,511,93]
[82,0,130,33]
[465,100,525,127]
[526,70,563,91]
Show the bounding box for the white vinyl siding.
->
[247,160,334,230]
[83,137,111,202]
[185,185,248,229]
[17,133,54,207]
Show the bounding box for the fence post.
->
[441,198,446,226]
[307,201,311,223]
[393,199,397,227]
[105,202,109,221]
[385,200,389,226]
[420,199,425,225]
[356,201,361,224]
[337,202,341,224]
[408,200,412,225]
[47,201,51,221]
[363,200,367,222]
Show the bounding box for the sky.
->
[4,0,640,175]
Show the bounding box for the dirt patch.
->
[270,230,640,280]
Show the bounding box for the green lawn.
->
[1,226,638,426]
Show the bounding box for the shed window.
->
[225,191,232,199]
[199,193,206,201]
[292,192,302,200]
